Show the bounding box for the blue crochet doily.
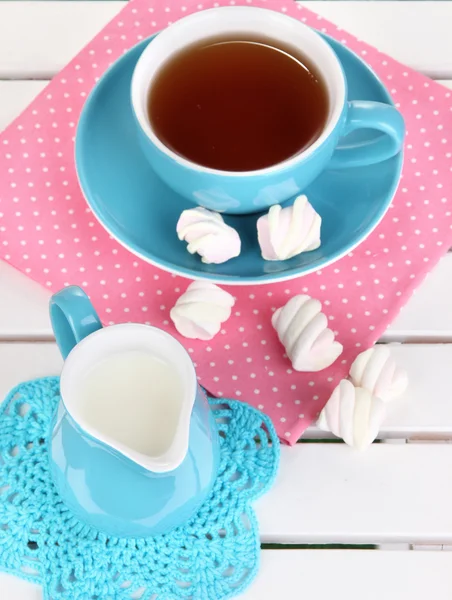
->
[0,377,279,600]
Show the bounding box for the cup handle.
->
[49,286,103,359]
[328,101,405,169]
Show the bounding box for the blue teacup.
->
[131,6,405,215]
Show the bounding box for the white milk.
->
[78,351,183,457]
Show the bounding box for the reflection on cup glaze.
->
[252,178,301,209]
[193,189,241,212]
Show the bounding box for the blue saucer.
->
[76,35,403,285]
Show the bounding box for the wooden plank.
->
[308,1,452,79]
[0,1,122,79]
[1,550,452,600]
[0,575,40,600]
[258,443,452,544]
[0,344,62,392]
[245,550,452,599]
[0,81,47,133]
[383,255,452,342]
[311,344,452,440]
[0,343,452,545]
[0,2,452,78]
[4,253,452,341]
[436,79,452,90]
[2,341,452,440]
[0,262,52,341]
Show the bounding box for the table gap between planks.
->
[1,2,452,599]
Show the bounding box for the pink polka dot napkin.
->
[1,0,452,443]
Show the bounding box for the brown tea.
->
[147,35,329,172]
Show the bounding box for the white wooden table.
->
[1,2,452,598]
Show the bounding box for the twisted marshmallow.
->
[176,207,241,264]
[349,345,408,402]
[317,380,386,450]
[257,194,321,261]
[170,281,235,340]
[271,295,343,372]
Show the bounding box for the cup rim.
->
[130,6,346,177]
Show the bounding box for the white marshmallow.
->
[257,194,321,261]
[170,281,235,340]
[176,207,241,264]
[317,380,386,450]
[271,294,343,371]
[349,345,408,402]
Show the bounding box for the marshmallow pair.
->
[176,195,321,264]
[317,346,408,450]
[172,289,344,368]
[270,293,408,449]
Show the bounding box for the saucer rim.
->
[75,33,404,286]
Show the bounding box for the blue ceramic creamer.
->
[49,286,220,537]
